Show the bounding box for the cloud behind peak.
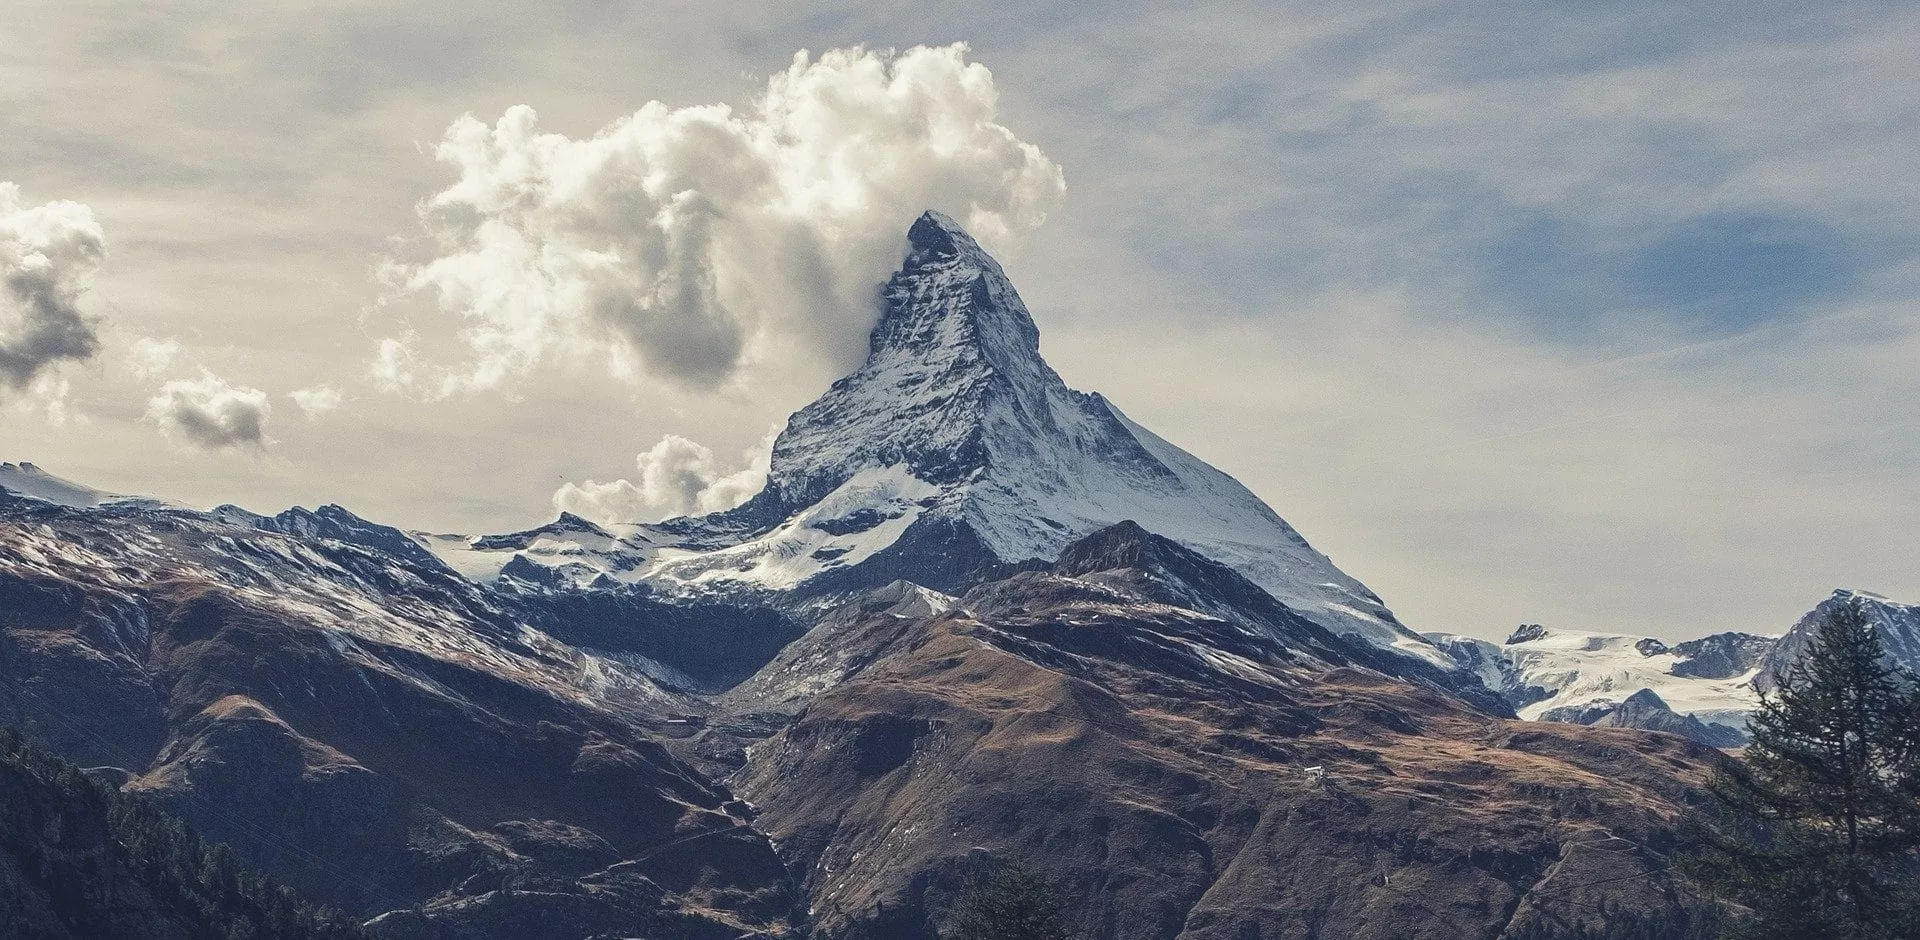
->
[387,43,1064,396]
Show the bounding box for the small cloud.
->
[553,428,776,525]
[288,384,343,418]
[370,336,417,392]
[1,182,105,396]
[126,336,183,379]
[145,371,271,452]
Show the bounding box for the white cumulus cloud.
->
[1,182,105,395]
[289,384,344,417]
[388,43,1064,395]
[145,372,271,452]
[554,429,775,524]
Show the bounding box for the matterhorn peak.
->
[904,209,981,257]
[430,212,1454,671]
[860,210,1044,383]
[608,211,1458,670]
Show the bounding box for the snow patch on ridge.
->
[1503,628,1762,729]
[1427,626,1768,737]
[0,462,182,511]
[646,465,942,592]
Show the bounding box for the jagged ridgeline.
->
[0,727,362,939]
[0,214,1768,939]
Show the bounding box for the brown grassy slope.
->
[735,582,1721,940]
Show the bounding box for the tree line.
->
[0,726,364,939]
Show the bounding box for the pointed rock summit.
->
[477,211,1451,668]
[755,209,1076,515]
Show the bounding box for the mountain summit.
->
[475,211,1450,667]
[752,210,1058,512]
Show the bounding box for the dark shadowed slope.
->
[0,727,362,939]
[0,492,797,938]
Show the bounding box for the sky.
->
[3,1,1916,642]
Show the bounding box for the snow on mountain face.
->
[444,211,1449,668]
[0,462,179,511]
[1425,625,1771,741]
[1756,589,1920,693]
[1429,591,1920,746]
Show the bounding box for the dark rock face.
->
[794,513,1039,600]
[1755,589,1920,693]
[0,502,797,938]
[1540,690,1747,749]
[1670,632,1775,680]
[520,588,805,693]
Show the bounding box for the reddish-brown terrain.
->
[726,526,1722,939]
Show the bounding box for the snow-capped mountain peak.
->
[754,208,1114,516]
[532,211,1450,667]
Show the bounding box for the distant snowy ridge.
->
[1425,626,1766,743]
[0,461,181,512]
[1428,590,1920,745]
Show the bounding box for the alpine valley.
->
[1,213,1907,938]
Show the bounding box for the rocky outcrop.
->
[1670,632,1774,680]
[1540,689,1747,749]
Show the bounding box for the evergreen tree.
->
[1682,596,1920,938]
[946,862,1068,940]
